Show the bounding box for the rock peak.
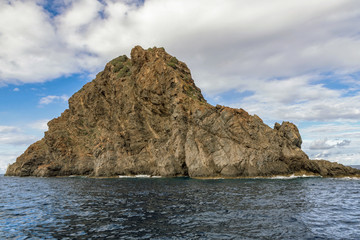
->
[131,45,166,58]
[130,46,172,67]
[6,46,360,178]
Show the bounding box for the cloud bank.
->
[1,0,360,123]
[301,123,360,165]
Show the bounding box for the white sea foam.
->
[337,176,360,180]
[68,175,87,178]
[268,174,321,180]
[118,175,161,178]
[135,174,151,178]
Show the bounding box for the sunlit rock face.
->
[6,46,360,178]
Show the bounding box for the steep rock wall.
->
[6,46,360,178]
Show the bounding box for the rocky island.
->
[6,46,360,178]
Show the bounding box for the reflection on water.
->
[1,175,359,239]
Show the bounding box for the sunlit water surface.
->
[1,173,360,239]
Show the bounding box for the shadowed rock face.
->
[6,46,360,178]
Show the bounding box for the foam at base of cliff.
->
[268,174,321,179]
[118,175,162,178]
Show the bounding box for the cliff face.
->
[6,46,360,178]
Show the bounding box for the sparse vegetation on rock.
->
[6,46,360,178]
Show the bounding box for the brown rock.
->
[6,46,360,178]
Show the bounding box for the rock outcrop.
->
[6,46,360,178]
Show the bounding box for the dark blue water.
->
[1,174,360,239]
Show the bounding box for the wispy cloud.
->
[300,123,360,164]
[309,138,351,150]
[0,124,45,173]
[0,134,37,145]
[0,152,20,174]
[301,123,360,137]
[0,126,20,134]
[28,119,50,131]
[0,125,37,145]
[39,95,69,105]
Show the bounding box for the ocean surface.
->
[1,169,360,239]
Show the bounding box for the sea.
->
[1,167,360,239]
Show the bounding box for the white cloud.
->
[337,139,351,147]
[309,138,351,150]
[223,73,360,123]
[300,123,360,165]
[309,139,334,151]
[0,125,41,145]
[0,1,79,84]
[0,153,19,174]
[0,132,37,145]
[0,144,30,174]
[0,0,359,124]
[0,0,359,87]
[28,119,50,131]
[13,87,19,92]
[312,150,360,166]
[0,125,43,173]
[39,95,69,105]
[329,152,360,166]
[0,126,20,134]
[301,123,360,137]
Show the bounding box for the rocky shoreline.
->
[6,46,360,178]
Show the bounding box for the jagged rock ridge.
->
[6,46,360,178]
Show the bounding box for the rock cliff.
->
[6,46,360,178]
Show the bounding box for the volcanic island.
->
[6,46,360,178]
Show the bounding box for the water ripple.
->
[1,175,359,239]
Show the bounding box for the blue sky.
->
[1,0,360,173]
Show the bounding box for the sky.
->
[1,0,360,173]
